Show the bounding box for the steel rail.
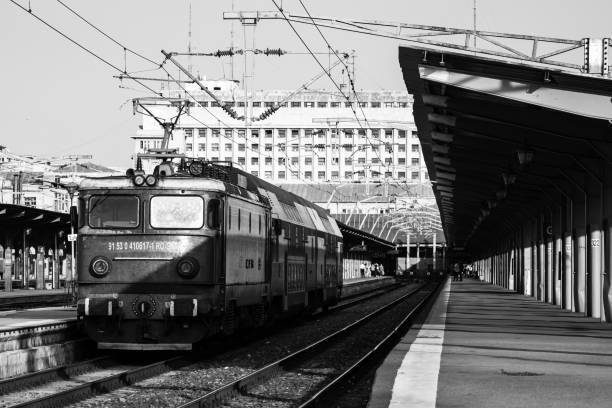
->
[10,356,187,408]
[176,282,436,408]
[0,355,110,395]
[299,278,445,407]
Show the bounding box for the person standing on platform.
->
[359,262,366,278]
[379,264,384,276]
[453,262,460,281]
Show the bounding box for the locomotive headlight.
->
[90,256,111,278]
[133,174,146,186]
[176,257,199,279]
[145,174,157,186]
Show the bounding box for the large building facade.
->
[133,80,428,184]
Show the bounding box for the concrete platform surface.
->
[0,288,69,299]
[0,307,76,332]
[369,279,612,408]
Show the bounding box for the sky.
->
[1,0,611,168]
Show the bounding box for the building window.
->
[291,157,298,165]
[332,157,339,165]
[225,143,232,152]
[184,128,193,137]
[385,171,392,178]
[237,129,245,138]
[344,158,352,165]
[358,157,366,164]
[412,158,420,165]
[198,101,209,107]
[399,102,408,108]
[238,144,246,152]
[317,171,326,180]
[265,171,272,179]
[278,157,286,165]
[291,101,301,107]
[318,157,326,165]
[291,144,299,152]
[372,170,380,178]
[385,129,393,138]
[398,130,406,138]
[384,102,395,108]
[412,144,420,152]
[211,101,220,107]
[359,102,368,108]
[198,128,207,137]
[238,101,246,107]
[278,129,287,138]
[412,131,418,138]
[225,156,232,162]
[342,129,353,137]
[398,171,406,179]
[411,171,419,180]
[344,171,353,179]
[358,129,366,138]
[305,171,312,180]
[331,102,340,108]
[251,143,259,151]
[331,129,338,139]
[331,171,339,180]
[251,129,260,138]
[210,156,218,161]
[264,101,275,107]
[278,143,286,151]
[398,145,406,152]
[345,101,353,108]
[24,197,36,207]
[186,143,193,152]
[278,171,286,179]
[251,171,259,176]
[305,157,313,165]
[371,129,380,138]
[198,143,205,152]
[317,101,327,108]
[212,128,220,137]
[344,145,352,152]
[265,144,273,151]
[291,129,299,138]
[304,129,313,137]
[304,101,315,108]
[371,102,381,108]
[265,129,273,138]
[265,157,272,165]
[398,158,406,165]
[238,157,245,165]
[305,144,312,151]
[251,157,259,165]
[385,158,393,165]
[291,171,298,179]
[225,129,233,138]
[252,101,261,107]
[211,143,219,151]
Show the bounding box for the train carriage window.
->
[150,196,204,229]
[207,199,221,229]
[229,206,232,230]
[259,214,262,235]
[238,209,241,230]
[249,212,252,233]
[89,195,139,228]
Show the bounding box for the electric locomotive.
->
[76,161,343,350]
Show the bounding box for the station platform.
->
[369,279,612,408]
[0,288,72,311]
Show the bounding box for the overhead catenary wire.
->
[9,0,162,97]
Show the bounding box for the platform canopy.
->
[399,46,612,256]
[0,204,69,227]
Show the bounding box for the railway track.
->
[0,280,434,407]
[171,281,440,408]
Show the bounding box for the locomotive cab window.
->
[150,195,204,229]
[89,195,139,228]
[207,199,222,229]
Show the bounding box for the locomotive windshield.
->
[150,195,204,229]
[89,195,139,228]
